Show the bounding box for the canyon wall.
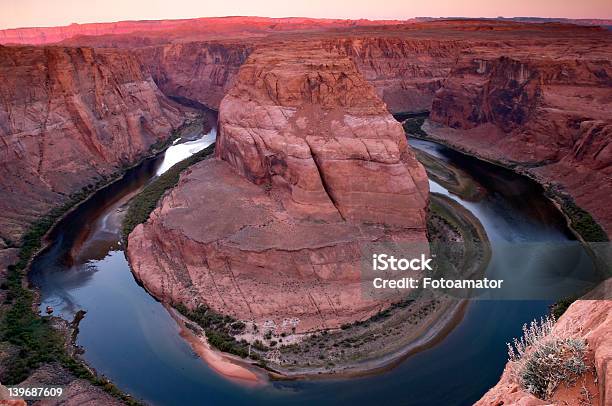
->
[127,43,429,333]
[216,43,429,225]
[323,37,462,114]
[0,18,609,393]
[126,36,462,114]
[428,48,612,235]
[135,42,252,110]
[0,45,185,242]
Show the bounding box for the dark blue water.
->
[29,133,598,406]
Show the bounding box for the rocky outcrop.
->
[18,363,125,406]
[0,45,186,243]
[428,43,612,235]
[216,44,429,225]
[476,300,612,406]
[127,43,429,333]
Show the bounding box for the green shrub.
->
[174,304,252,358]
[507,315,589,400]
[550,296,577,319]
[520,338,588,399]
[550,194,608,242]
[401,115,428,137]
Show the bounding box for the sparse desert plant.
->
[507,315,556,361]
[506,315,589,400]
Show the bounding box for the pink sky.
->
[1,0,611,30]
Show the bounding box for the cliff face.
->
[0,20,192,45]
[428,48,612,234]
[476,300,611,406]
[323,37,463,114]
[127,43,429,333]
[217,44,429,225]
[0,45,185,242]
[135,42,252,110]
[135,36,462,114]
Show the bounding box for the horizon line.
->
[1,14,611,31]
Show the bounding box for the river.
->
[29,116,601,405]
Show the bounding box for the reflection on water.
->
[28,133,599,406]
[413,139,602,301]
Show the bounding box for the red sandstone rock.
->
[0,45,186,242]
[476,299,612,406]
[135,42,252,110]
[128,159,427,332]
[0,17,609,391]
[428,46,612,235]
[0,17,409,46]
[322,37,461,114]
[217,44,429,225]
[127,43,429,332]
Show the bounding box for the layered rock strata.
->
[427,49,612,235]
[135,42,252,110]
[0,45,185,242]
[128,44,429,332]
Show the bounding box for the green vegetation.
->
[402,118,427,137]
[174,304,260,360]
[0,172,123,384]
[550,296,577,319]
[0,127,196,401]
[1,211,142,405]
[399,112,429,138]
[337,298,415,332]
[122,144,215,239]
[520,338,587,399]
[507,316,589,400]
[554,194,608,242]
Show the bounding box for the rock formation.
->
[0,45,185,242]
[323,37,462,114]
[0,16,609,396]
[127,43,429,332]
[427,46,612,235]
[216,44,429,225]
[476,300,611,405]
[135,42,252,110]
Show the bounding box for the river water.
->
[29,120,601,405]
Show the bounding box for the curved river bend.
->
[29,116,600,405]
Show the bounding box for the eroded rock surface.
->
[0,45,185,242]
[476,299,612,406]
[427,40,612,234]
[136,42,252,110]
[217,44,429,226]
[128,44,429,332]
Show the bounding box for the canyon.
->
[3,20,610,247]
[0,16,610,405]
[127,42,430,333]
[0,44,187,243]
